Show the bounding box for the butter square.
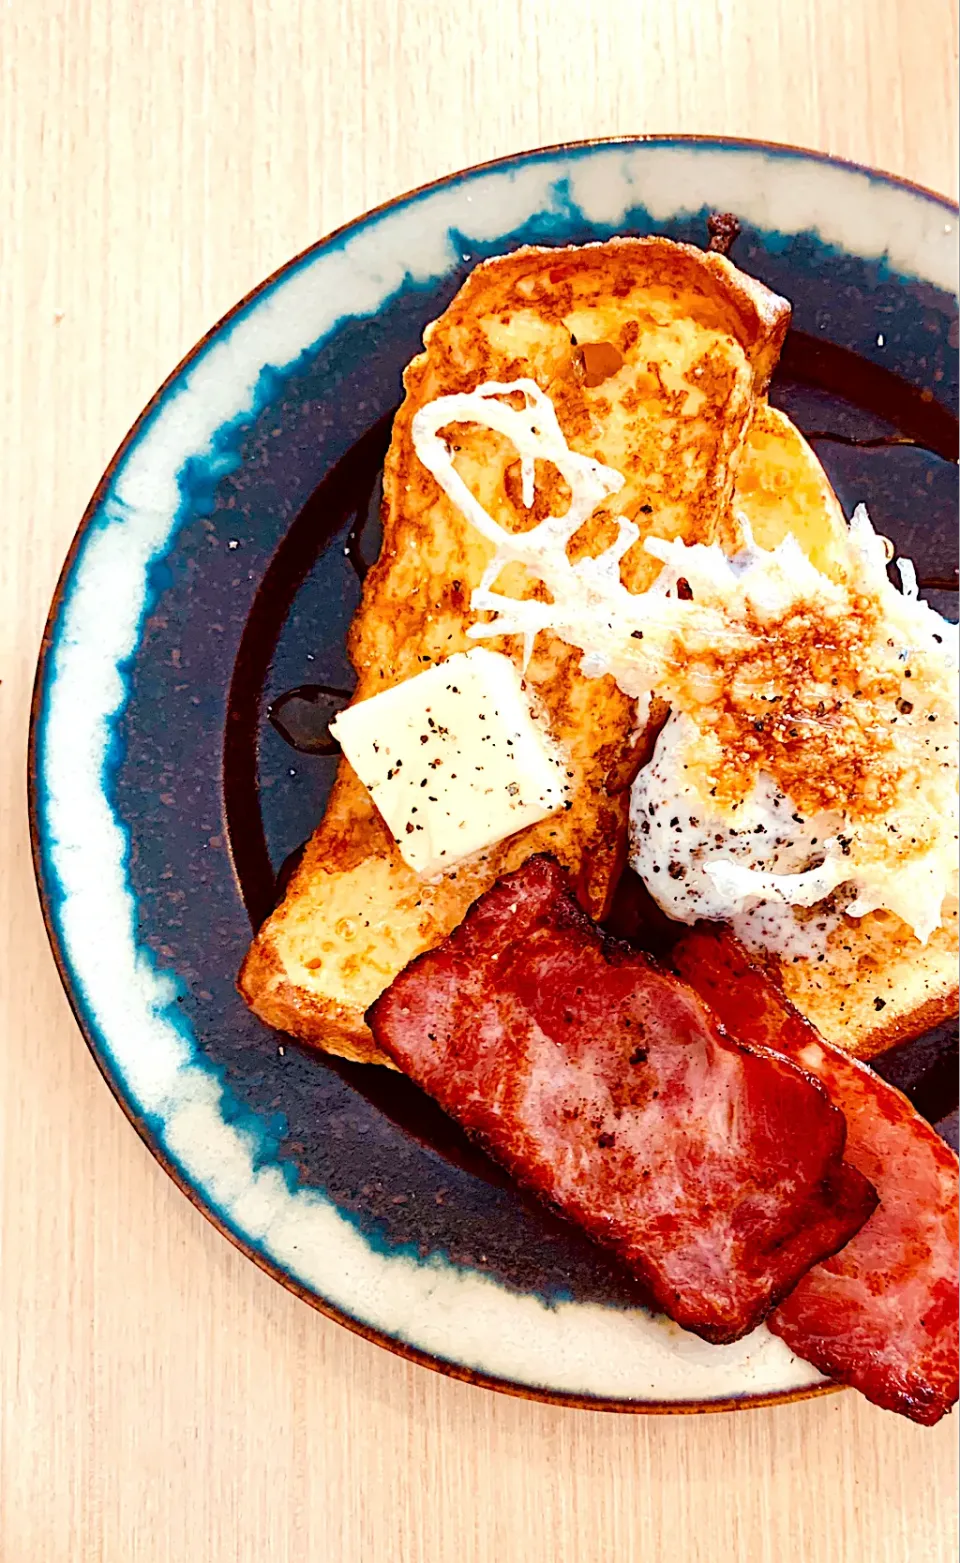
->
[329,648,569,877]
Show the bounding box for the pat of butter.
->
[329,647,570,877]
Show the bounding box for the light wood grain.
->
[1,1,957,1559]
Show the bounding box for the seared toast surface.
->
[732,405,958,1059]
[240,239,790,1062]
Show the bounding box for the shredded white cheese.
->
[411,380,959,946]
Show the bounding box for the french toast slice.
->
[731,404,959,1060]
[721,401,847,572]
[779,900,958,1060]
[239,239,790,1063]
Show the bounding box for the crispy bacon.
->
[672,925,959,1424]
[369,857,876,1344]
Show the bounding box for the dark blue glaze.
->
[107,195,958,1306]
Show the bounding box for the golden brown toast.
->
[779,901,958,1060]
[732,404,959,1059]
[722,402,847,573]
[239,239,790,1063]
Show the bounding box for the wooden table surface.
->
[1,2,957,1559]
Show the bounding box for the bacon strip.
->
[672,925,959,1424]
[369,857,876,1344]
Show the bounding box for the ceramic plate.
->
[30,138,959,1413]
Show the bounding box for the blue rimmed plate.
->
[30,138,959,1412]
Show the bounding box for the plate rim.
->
[28,134,957,1416]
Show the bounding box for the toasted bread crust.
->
[239,239,791,1059]
[730,410,958,1059]
[238,929,397,1065]
[857,984,958,1057]
[776,903,959,1061]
